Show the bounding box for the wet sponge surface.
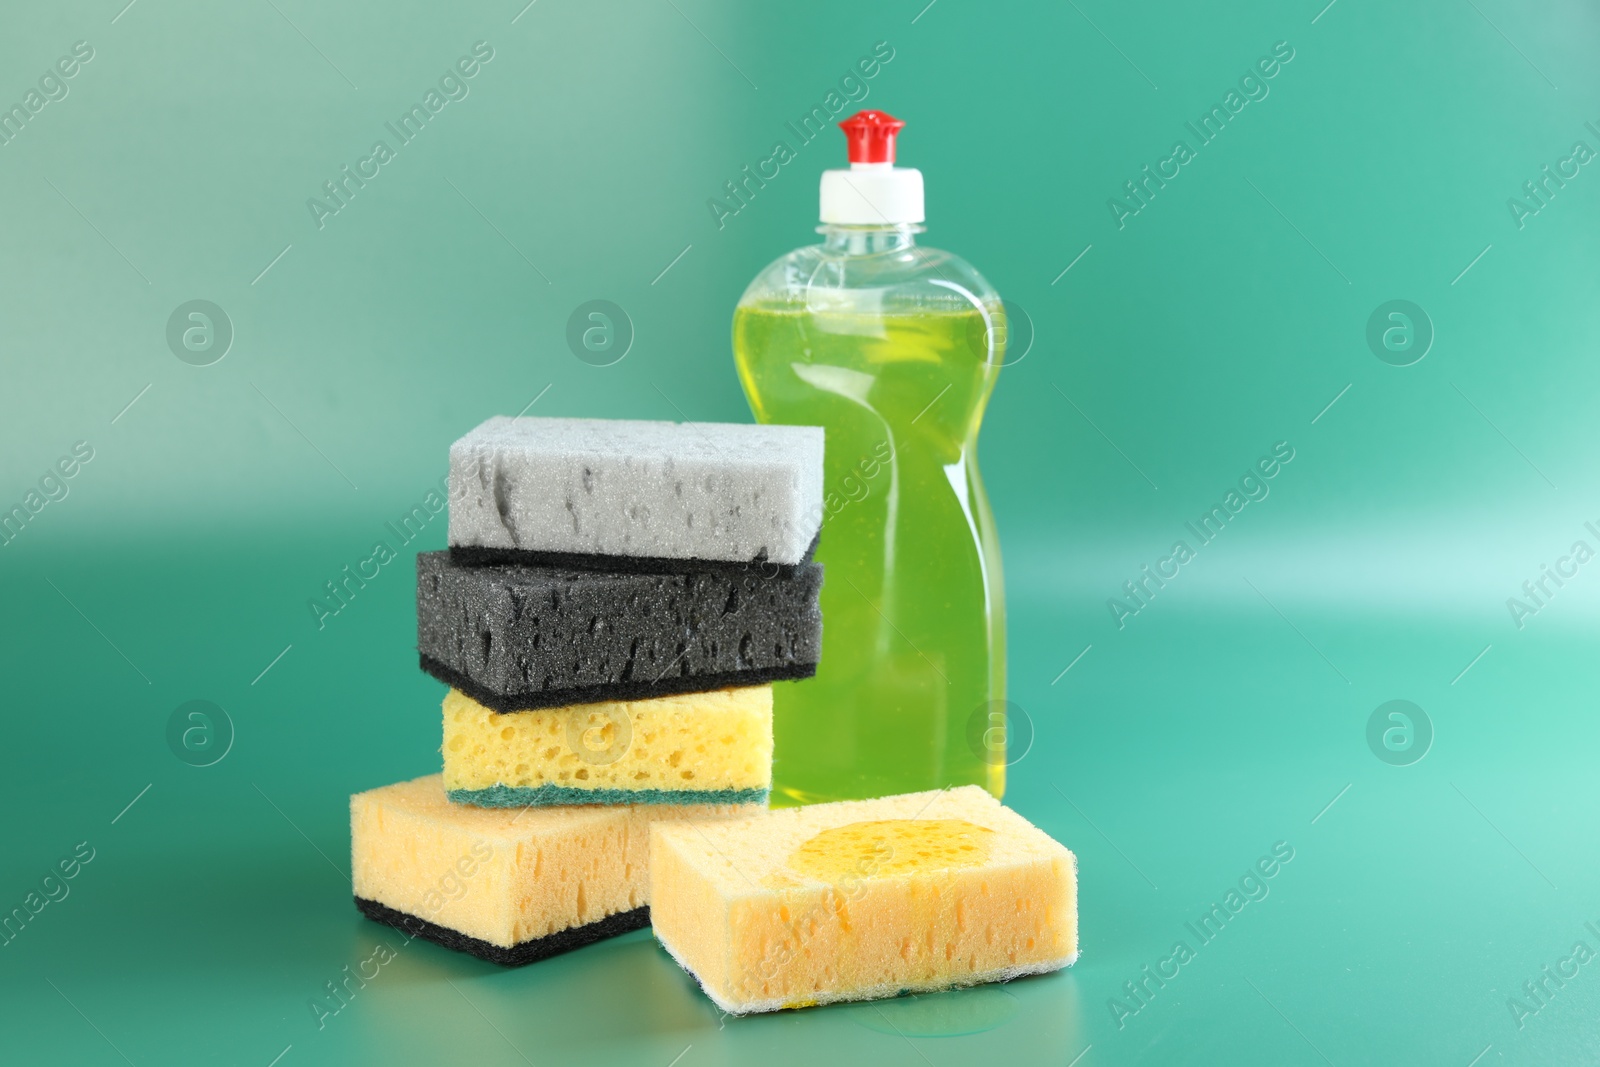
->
[442,686,772,806]
[649,786,1078,1013]
[350,774,759,963]
[416,551,822,712]
[448,416,824,566]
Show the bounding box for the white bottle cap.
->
[820,165,925,225]
[819,111,925,225]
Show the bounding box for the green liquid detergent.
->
[733,111,1008,803]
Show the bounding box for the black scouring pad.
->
[446,531,821,579]
[415,551,822,712]
[355,896,650,966]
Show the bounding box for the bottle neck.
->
[818,223,922,255]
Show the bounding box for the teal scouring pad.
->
[445,785,770,807]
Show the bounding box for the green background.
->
[3,0,1599,1063]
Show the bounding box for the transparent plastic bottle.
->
[732,111,1007,804]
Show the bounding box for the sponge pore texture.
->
[447,416,824,566]
[416,551,822,711]
[350,774,758,963]
[649,786,1078,1013]
[442,686,772,806]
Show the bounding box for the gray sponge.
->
[415,551,822,711]
[447,416,824,567]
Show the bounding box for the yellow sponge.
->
[441,686,772,807]
[649,785,1078,1012]
[350,774,759,965]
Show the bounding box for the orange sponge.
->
[351,773,759,965]
[649,785,1078,1012]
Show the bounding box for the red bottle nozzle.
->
[838,110,904,165]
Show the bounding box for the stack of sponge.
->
[351,416,825,964]
[348,413,1080,1011]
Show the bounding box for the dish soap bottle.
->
[733,110,1008,804]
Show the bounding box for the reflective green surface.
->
[4,0,1599,1064]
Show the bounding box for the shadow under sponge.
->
[415,551,822,712]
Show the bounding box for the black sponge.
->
[415,551,822,712]
[354,896,649,966]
